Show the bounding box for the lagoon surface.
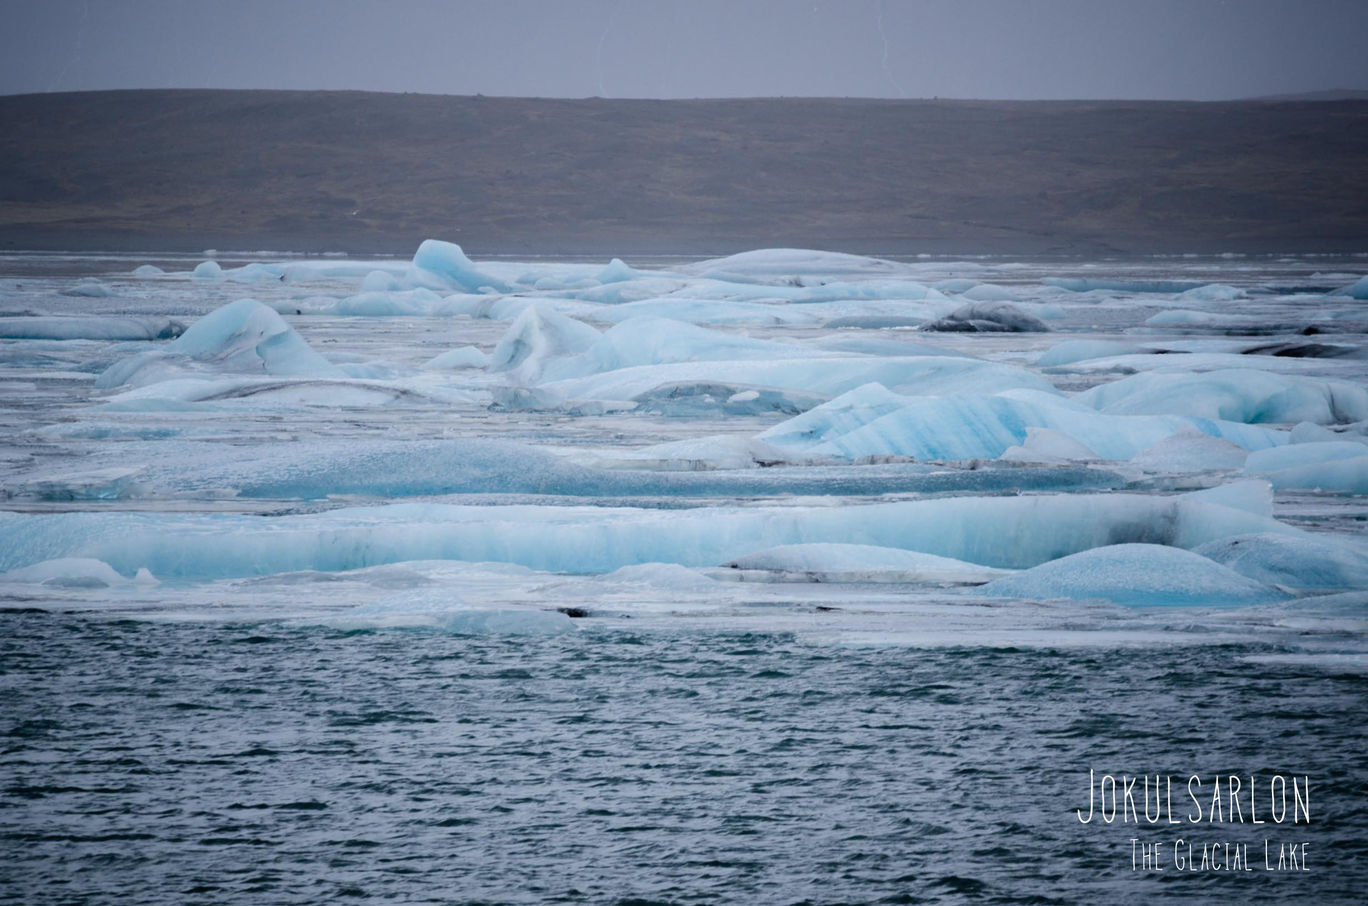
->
[2,248,1366,902]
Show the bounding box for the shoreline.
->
[3,90,1365,260]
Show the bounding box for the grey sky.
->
[1,0,1365,101]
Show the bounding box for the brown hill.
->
[0,89,1365,255]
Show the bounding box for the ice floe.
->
[974,543,1284,607]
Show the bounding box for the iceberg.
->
[539,317,837,381]
[62,278,114,297]
[720,543,1006,584]
[1248,455,1368,493]
[0,493,1302,579]
[1178,284,1245,302]
[758,384,1285,462]
[1078,369,1368,424]
[191,260,224,280]
[1036,340,1148,367]
[974,544,1284,607]
[0,316,184,341]
[679,248,907,280]
[11,466,146,501]
[1330,275,1368,300]
[408,239,510,292]
[326,288,443,316]
[1243,440,1368,474]
[1183,479,1274,517]
[1,557,132,588]
[360,269,402,291]
[920,301,1049,333]
[488,304,602,383]
[595,258,642,284]
[1127,429,1250,473]
[422,346,490,370]
[536,356,1057,412]
[1194,533,1368,592]
[95,298,343,389]
[1000,427,1100,464]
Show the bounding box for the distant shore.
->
[1,90,1365,256]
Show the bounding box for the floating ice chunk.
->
[419,292,505,319]
[1044,278,1204,293]
[1078,369,1368,424]
[1329,275,1368,299]
[408,239,510,292]
[1244,440,1368,474]
[626,383,825,417]
[14,466,145,501]
[1144,309,1259,327]
[721,543,1005,584]
[541,317,835,381]
[1036,340,1147,367]
[1182,480,1273,517]
[62,278,113,297]
[822,314,933,329]
[0,557,130,588]
[1290,421,1340,443]
[1178,283,1245,302]
[326,288,442,316]
[0,316,184,341]
[275,260,404,283]
[489,305,602,383]
[360,269,401,291]
[1128,429,1249,473]
[933,278,978,293]
[335,594,575,634]
[422,346,490,370]
[1000,427,1099,464]
[920,301,1048,333]
[680,248,906,280]
[540,357,1057,411]
[225,262,284,283]
[1194,533,1368,592]
[760,384,1284,462]
[192,260,224,280]
[96,299,343,389]
[1248,455,1368,493]
[975,544,1282,606]
[555,276,690,305]
[131,264,165,277]
[789,280,944,304]
[0,493,1301,579]
[595,258,640,284]
[599,562,718,589]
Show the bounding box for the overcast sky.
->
[1,0,1365,101]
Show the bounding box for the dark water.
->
[2,612,1365,905]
